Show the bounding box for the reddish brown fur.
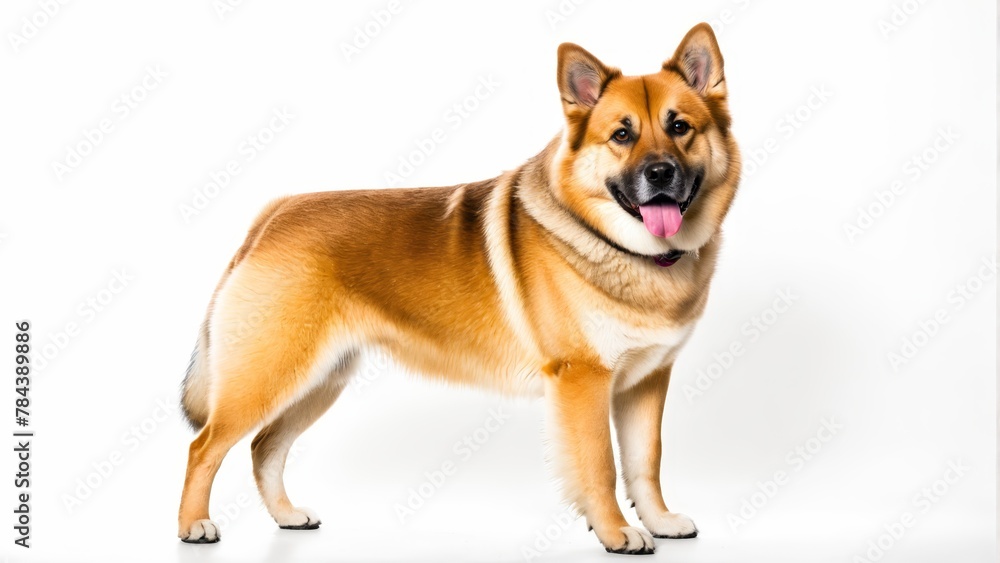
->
[178,23,739,554]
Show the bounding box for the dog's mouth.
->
[611,175,702,239]
[613,188,643,220]
[680,175,702,214]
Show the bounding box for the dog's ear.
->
[667,23,726,97]
[557,43,617,114]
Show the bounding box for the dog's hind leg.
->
[178,398,274,543]
[177,257,344,543]
[251,351,359,530]
[612,365,697,539]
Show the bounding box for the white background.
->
[0,1,996,562]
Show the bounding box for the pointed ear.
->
[667,23,726,97]
[557,43,618,113]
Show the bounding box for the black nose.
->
[644,162,676,188]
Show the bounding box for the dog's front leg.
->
[544,359,655,555]
[612,365,698,539]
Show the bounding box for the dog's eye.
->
[611,128,631,143]
[670,120,691,135]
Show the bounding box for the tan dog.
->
[178,22,739,555]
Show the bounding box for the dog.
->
[177,22,739,555]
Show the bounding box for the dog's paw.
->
[276,506,321,530]
[598,525,656,555]
[179,519,221,544]
[642,511,698,539]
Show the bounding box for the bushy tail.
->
[180,320,211,431]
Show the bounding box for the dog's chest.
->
[579,306,695,387]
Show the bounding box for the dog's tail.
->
[180,319,212,431]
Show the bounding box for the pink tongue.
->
[638,202,683,238]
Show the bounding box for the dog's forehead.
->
[598,72,710,125]
[600,75,647,110]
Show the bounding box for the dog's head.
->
[552,23,739,255]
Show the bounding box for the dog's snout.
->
[643,162,676,189]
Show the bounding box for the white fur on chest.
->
[579,309,695,391]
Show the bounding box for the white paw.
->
[180,519,221,543]
[600,525,656,555]
[276,506,321,530]
[641,511,697,539]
